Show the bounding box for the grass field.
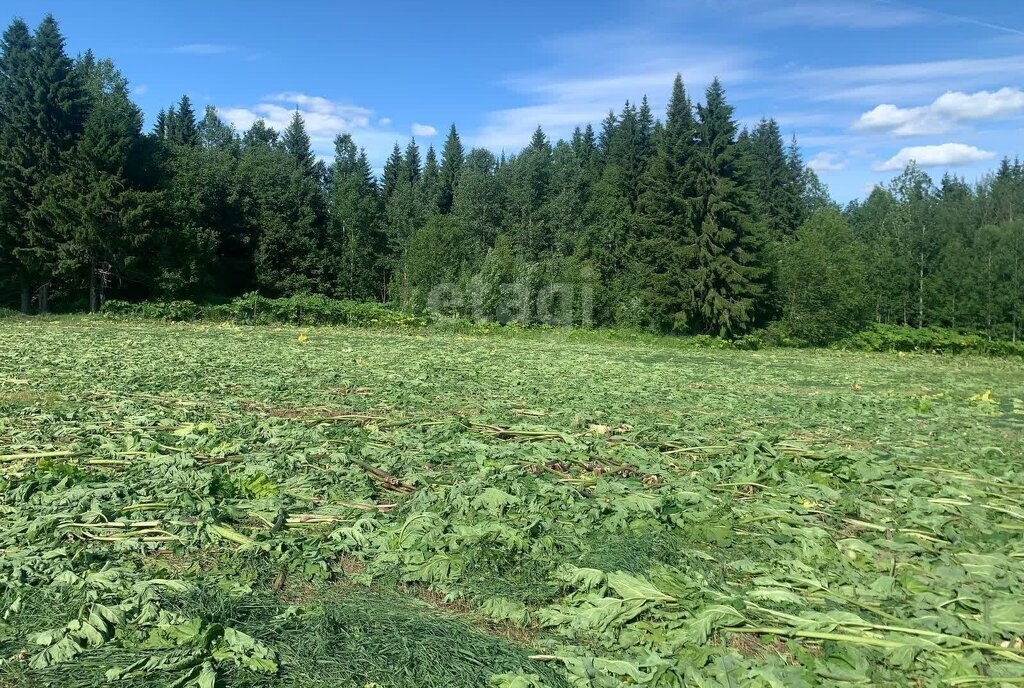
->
[2,318,1023,687]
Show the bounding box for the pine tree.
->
[687,78,761,335]
[438,124,464,214]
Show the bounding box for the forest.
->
[1,14,1022,343]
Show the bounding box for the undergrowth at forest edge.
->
[1,318,1023,686]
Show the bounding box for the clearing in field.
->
[1,318,1023,687]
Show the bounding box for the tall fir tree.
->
[687,78,761,335]
[328,133,383,300]
[380,143,403,201]
[438,124,464,214]
[0,17,34,310]
[53,56,145,311]
[253,111,325,295]
[507,126,552,258]
[634,74,696,330]
[421,145,441,214]
[168,94,199,146]
[18,15,87,311]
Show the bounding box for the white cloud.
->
[807,151,847,172]
[411,123,438,137]
[931,87,1024,121]
[378,117,392,126]
[132,84,148,96]
[173,43,233,55]
[222,93,373,139]
[220,92,403,164]
[874,143,996,171]
[852,103,945,136]
[853,87,1024,136]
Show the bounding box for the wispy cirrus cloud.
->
[783,55,1024,104]
[172,43,234,55]
[874,142,995,171]
[753,0,925,29]
[874,0,1024,37]
[852,87,1024,136]
[473,28,750,150]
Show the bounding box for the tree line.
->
[1,15,1021,341]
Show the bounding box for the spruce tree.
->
[0,17,34,310]
[634,74,696,330]
[18,15,87,311]
[687,78,761,335]
[381,143,402,201]
[282,109,315,174]
[451,148,503,258]
[170,94,199,146]
[749,117,799,245]
[421,145,440,214]
[438,124,464,214]
[252,110,325,295]
[53,57,145,310]
[329,133,383,299]
[548,139,588,257]
[402,138,421,184]
[154,108,167,138]
[507,126,552,258]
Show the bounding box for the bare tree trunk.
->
[20,281,30,314]
[987,250,993,336]
[38,283,49,314]
[89,258,98,314]
[918,254,924,329]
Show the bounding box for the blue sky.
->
[5,0,1023,201]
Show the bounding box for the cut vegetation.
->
[1,318,1023,686]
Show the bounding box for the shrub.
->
[102,294,427,329]
[836,323,1024,357]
